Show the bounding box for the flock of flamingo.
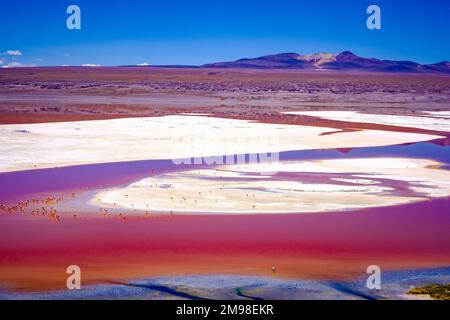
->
[0,196,63,222]
[0,193,132,222]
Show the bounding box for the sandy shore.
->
[2,267,448,300]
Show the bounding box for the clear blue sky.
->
[0,0,449,67]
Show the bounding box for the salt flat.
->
[0,115,443,173]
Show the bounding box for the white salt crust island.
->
[93,158,450,214]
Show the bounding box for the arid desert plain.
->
[0,67,449,299]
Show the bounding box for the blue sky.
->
[0,0,449,67]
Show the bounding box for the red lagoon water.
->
[0,196,449,291]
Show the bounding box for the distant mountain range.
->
[200,51,450,73]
